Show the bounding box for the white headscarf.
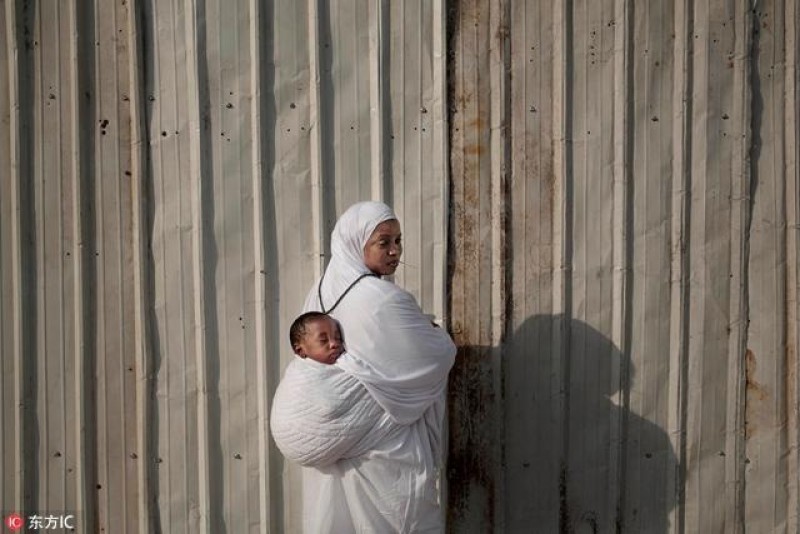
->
[317,201,396,311]
[303,201,455,425]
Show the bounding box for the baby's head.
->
[289,312,344,365]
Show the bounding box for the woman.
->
[301,201,456,533]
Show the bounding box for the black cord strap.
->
[318,270,376,314]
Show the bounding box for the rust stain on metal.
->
[467,117,485,129]
[463,143,484,155]
[744,348,768,439]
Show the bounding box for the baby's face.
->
[294,316,344,365]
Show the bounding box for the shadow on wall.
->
[448,314,677,533]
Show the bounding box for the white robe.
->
[298,201,456,533]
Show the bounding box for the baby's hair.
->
[289,311,331,349]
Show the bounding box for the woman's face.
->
[363,219,402,275]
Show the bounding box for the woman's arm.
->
[332,280,456,424]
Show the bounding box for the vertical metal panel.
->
[246,0,276,531]
[194,0,256,530]
[684,1,747,531]
[743,1,793,531]
[69,0,94,529]
[1,0,35,519]
[182,0,212,530]
[446,0,509,530]
[625,1,678,532]
[146,0,202,530]
[125,0,154,531]
[92,0,141,530]
[667,1,692,532]
[0,0,15,514]
[506,0,559,530]
[325,0,372,210]
[447,0,491,529]
[568,1,624,532]
[33,0,72,517]
[784,2,800,531]
[6,0,39,522]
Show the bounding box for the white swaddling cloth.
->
[270,353,401,467]
[270,201,456,533]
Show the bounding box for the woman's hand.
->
[424,313,440,328]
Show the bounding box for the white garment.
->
[270,355,399,467]
[300,201,456,533]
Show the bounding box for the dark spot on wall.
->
[447,345,496,530]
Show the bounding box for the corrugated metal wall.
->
[1,0,798,533]
[446,0,800,532]
[0,0,447,532]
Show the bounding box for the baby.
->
[289,311,344,365]
[273,311,388,467]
